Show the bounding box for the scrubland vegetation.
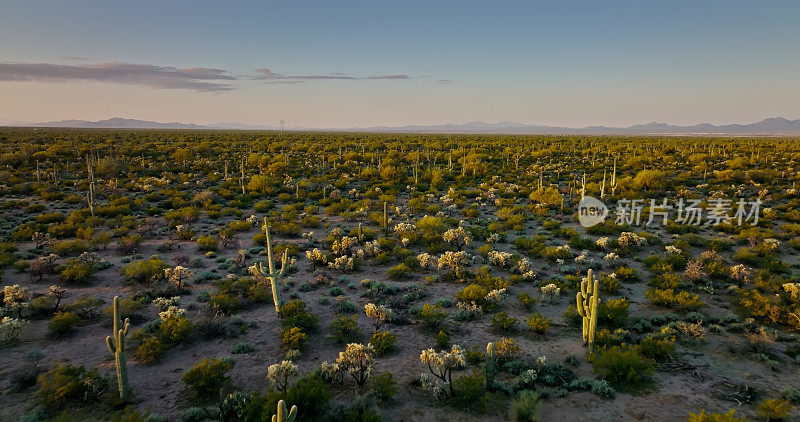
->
[0,128,799,420]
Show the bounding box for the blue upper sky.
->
[1,0,799,127]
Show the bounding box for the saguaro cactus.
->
[249,218,288,313]
[485,342,496,391]
[382,201,389,235]
[576,269,600,351]
[272,399,297,422]
[87,156,96,217]
[106,295,131,400]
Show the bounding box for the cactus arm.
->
[273,400,297,422]
[106,336,116,353]
[264,218,275,274]
[278,250,288,277]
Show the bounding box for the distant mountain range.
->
[3,117,800,135]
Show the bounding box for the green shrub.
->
[52,240,89,257]
[371,372,397,402]
[598,298,629,327]
[329,314,361,343]
[197,235,219,252]
[436,328,451,348]
[686,409,746,422]
[387,263,412,280]
[135,337,165,365]
[456,283,489,304]
[636,336,676,362]
[60,261,95,284]
[592,345,654,391]
[757,398,794,421]
[525,312,551,335]
[370,331,397,356]
[645,288,704,311]
[159,316,193,344]
[123,258,168,284]
[509,390,541,422]
[232,341,254,354]
[281,327,308,350]
[517,292,538,310]
[37,364,109,409]
[47,311,81,336]
[279,300,319,331]
[415,303,447,330]
[490,312,518,334]
[182,358,234,397]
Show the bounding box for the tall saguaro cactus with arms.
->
[106,295,131,400]
[576,269,600,351]
[249,218,288,313]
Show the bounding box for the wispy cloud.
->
[437,79,452,85]
[253,67,410,83]
[0,61,236,92]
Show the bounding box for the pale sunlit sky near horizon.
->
[1,0,799,128]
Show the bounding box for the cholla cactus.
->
[437,251,470,278]
[77,251,102,269]
[335,343,375,388]
[487,250,513,268]
[305,248,328,270]
[332,236,358,256]
[3,284,29,318]
[364,303,393,331]
[417,252,434,269]
[419,345,466,397]
[783,283,800,300]
[246,214,259,226]
[617,232,647,248]
[48,285,66,311]
[665,245,683,255]
[596,237,611,249]
[158,306,186,321]
[393,222,416,239]
[328,256,355,272]
[485,288,507,305]
[442,227,472,250]
[763,238,780,250]
[540,284,561,302]
[153,296,180,312]
[684,260,707,281]
[320,361,344,385]
[267,360,299,391]
[730,264,750,284]
[164,266,193,288]
[363,240,380,257]
[0,317,27,343]
[517,258,532,273]
[603,252,619,264]
[456,301,483,318]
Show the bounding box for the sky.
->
[1,0,799,128]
